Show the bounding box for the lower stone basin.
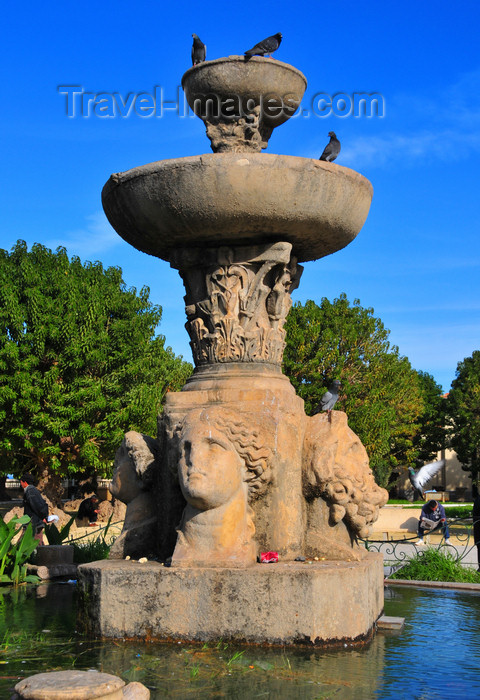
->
[102,153,373,263]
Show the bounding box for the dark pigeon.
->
[245,33,282,58]
[319,131,341,162]
[313,380,341,419]
[192,33,206,66]
[408,459,445,499]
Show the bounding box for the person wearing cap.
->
[416,499,450,546]
[20,473,49,545]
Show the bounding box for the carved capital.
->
[203,106,274,153]
[170,242,303,367]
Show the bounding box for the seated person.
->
[416,499,450,545]
[77,495,99,525]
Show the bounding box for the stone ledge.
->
[78,553,384,646]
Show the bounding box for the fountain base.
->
[78,553,384,646]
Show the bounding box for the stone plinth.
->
[78,554,384,645]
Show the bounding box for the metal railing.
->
[361,518,479,574]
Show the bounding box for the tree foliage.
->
[0,241,192,478]
[447,350,480,487]
[283,295,425,487]
[412,370,447,462]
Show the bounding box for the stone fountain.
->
[78,56,388,646]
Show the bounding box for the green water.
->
[1,583,479,698]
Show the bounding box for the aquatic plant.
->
[44,516,76,545]
[0,516,40,585]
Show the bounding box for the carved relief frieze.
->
[170,242,303,366]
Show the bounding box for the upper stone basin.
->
[102,153,373,263]
[181,56,307,127]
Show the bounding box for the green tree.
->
[412,370,447,462]
[0,241,192,480]
[283,295,425,487]
[447,350,480,488]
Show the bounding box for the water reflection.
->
[0,583,479,699]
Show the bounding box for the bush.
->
[389,548,480,583]
[444,506,473,519]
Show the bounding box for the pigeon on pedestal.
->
[191,34,206,65]
[319,132,341,162]
[408,459,445,499]
[244,33,282,58]
[313,380,341,421]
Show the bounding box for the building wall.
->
[397,449,472,501]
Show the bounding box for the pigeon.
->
[313,380,342,419]
[408,459,445,498]
[244,33,282,59]
[191,34,206,66]
[319,131,341,162]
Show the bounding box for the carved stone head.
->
[176,407,273,511]
[110,431,158,504]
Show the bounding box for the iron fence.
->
[361,518,479,576]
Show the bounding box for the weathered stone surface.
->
[122,682,150,699]
[35,545,74,566]
[78,555,384,645]
[171,242,302,367]
[303,411,389,540]
[170,405,276,567]
[182,56,307,128]
[162,378,307,561]
[108,432,159,560]
[101,153,373,263]
[14,670,125,699]
[181,57,307,152]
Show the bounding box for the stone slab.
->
[78,553,384,645]
[377,615,405,630]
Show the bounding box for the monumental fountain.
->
[78,55,388,646]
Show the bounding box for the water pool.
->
[1,583,478,698]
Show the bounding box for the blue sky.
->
[2,1,479,392]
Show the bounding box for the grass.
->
[72,538,111,564]
[387,499,425,505]
[389,548,480,583]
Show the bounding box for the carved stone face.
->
[110,443,143,504]
[178,422,244,510]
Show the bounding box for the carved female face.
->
[110,443,143,504]
[178,422,244,510]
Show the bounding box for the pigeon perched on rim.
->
[244,33,282,58]
[313,380,341,420]
[408,459,445,499]
[191,34,206,65]
[319,131,341,162]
